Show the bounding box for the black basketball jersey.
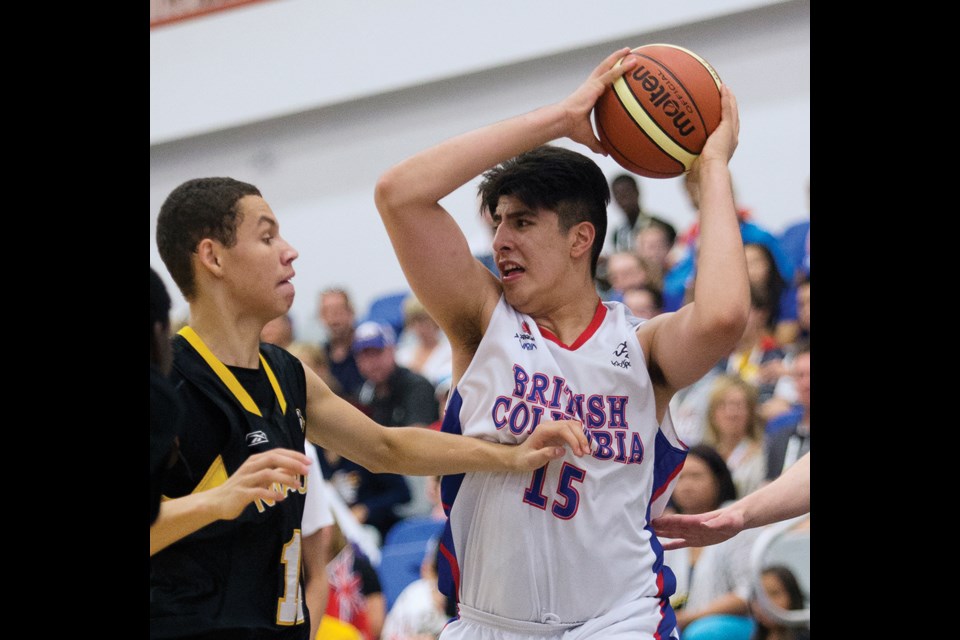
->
[150,327,310,639]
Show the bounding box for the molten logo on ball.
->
[631,66,696,137]
[593,43,722,179]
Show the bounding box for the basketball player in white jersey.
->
[374,48,747,639]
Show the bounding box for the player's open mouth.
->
[499,261,524,280]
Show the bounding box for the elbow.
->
[358,433,394,475]
[709,304,750,346]
[374,170,407,222]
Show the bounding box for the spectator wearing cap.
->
[353,321,440,429]
[316,321,441,542]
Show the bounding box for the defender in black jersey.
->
[151,177,590,639]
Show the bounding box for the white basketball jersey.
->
[437,296,688,625]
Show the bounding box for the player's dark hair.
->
[156,177,262,300]
[687,444,739,503]
[478,145,609,278]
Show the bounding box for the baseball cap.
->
[352,321,396,353]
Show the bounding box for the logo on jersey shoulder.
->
[611,341,631,369]
[246,430,270,446]
[296,407,305,432]
[514,320,537,351]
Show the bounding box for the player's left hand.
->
[512,419,591,471]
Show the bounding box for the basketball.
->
[594,44,722,179]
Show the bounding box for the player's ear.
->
[569,221,595,261]
[196,238,224,275]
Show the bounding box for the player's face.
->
[491,197,577,314]
[221,196,299,321]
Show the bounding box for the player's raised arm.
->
[374,48,638,345]
[637,85,750,393]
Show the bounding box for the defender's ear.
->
[196,238,223,275]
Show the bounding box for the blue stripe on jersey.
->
[647,430,687,601]
[437,388,465,602]
[650,429,687,506]
[655,596,679,640]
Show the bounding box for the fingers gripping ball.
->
[594,44,722,179]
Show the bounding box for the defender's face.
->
[491,196,573,314]
[221,196,298,321]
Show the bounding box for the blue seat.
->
[360,291,410,340]
[376,516,445,611]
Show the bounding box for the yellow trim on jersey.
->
[177,326,287,416]
[260,355,287,415]
[161,454,230,499]
[192,454,229,494]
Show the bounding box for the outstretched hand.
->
[512,419,592,471]
[211,448,311,521]
[558,47,638,155]
[651,506,746,550]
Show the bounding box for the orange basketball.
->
[594,44,722,179]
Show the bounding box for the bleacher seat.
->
[376,515,445,611]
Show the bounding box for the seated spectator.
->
[621,284,664,321]
[749,565,810,640]
[632,216,677,286]
[664,173,791,312]
[764,344,810,481]
[744,242,788,333]
[761,277,810,421]
[354,321,440,429]
[395,295,453,388]
[665,445,762,640]
[702,375,768,498]
[718,284,785,405]
[318,287,366,401]
[604,251,655,300]
[326,520,386,640]
[672,285,784,446]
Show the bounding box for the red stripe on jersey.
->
[539,300,607,351]
[440,542,461,598]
